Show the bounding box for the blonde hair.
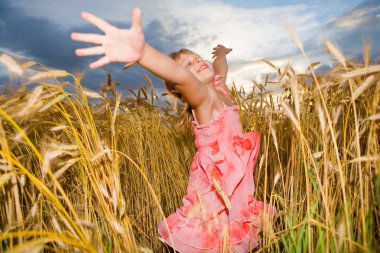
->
[164,48,196,122]
[164,48,195,100]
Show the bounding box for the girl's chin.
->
[198,72,215,83]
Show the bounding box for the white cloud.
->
[9,0,349,90]
[330,5,380,29]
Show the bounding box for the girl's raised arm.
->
[71,9,209,108]
[212,44,232,96]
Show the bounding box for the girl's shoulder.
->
[212,75,233,106]
[203,83,233,108]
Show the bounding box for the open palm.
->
[71,8,145,69]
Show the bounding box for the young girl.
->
[71,8,277,253]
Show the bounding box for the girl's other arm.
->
[212,44,232,93]
[71,9,209,108]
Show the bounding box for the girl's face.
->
[178,53,214,83]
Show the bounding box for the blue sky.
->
[0,0,379,95]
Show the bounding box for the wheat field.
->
[0,41,379,252]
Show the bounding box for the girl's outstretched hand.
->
[71,8,145,69]
[212,44,232,59]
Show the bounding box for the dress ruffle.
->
[158,196,277,252]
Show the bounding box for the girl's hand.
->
[212,44,232,59]
[71,8,145,69]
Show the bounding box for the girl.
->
[71,8,277,253]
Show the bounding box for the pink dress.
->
[158,76,277,252]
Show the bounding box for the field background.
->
[0,43,379,252]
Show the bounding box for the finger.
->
[71,32,105,44]
[89,56,110,69]
[81,12,115,32]
[75,46,105,56]
[131,8,142,31]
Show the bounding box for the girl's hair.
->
[164,48,196,124]
[164,48,195,100]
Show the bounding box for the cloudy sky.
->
[0,0,379,96]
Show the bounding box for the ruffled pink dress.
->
[158,76,277,252]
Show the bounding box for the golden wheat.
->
[0,44,379,253]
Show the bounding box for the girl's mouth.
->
[198,64,208,72]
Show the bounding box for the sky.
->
[0,0,379,96]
